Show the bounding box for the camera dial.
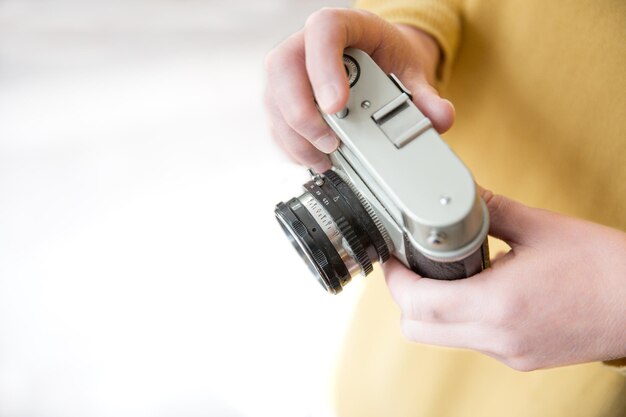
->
[343,55,360,87]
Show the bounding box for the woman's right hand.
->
[264,7,455,172]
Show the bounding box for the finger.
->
[383,258,487,323]
[304,9,455,132]
[402,319,532,370]
[265,89,331,172]
[265,32,340,158]
[263,89,296,163]
[380,24,455,132]
[274,117,332,173]
[479,187,544,247]
[400,319,498,354]
[409,78,456,133]
[304,8,391,113]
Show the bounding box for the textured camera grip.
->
[403,234,490,280]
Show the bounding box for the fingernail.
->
[313,133,339,153]
[317,84,337,112]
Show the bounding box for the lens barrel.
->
[275,170,389,294]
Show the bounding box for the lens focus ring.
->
[305,181,373,276]
[324,170,390,264]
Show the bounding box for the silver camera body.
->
[275,48,490,294]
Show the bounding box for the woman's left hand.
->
[385,189,626,371]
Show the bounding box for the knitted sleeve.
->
[353,0,463,83]
[604,357,626,376]
[353,1,626,377]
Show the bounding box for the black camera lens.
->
[275,170,390,294]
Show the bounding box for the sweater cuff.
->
[604,357,626,376]
[353,0,462,86]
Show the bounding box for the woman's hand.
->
[264,8,454,172]
[385,189,626,371]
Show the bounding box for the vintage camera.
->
[275,48,490,294]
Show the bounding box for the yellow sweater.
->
[333,1,626,416]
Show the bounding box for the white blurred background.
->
[0,1,363,416]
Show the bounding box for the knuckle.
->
[263,48,279,72]
[264,45,293,75]
[283,105,317,135]
[491,292,527,327]
[418,299,447,322]
[285,135,325,165]
[394,288,419,320]
[265,31,305,74]
[399,319,416,341]
[398,292,446,323]
[495,332,530,360]
[393,290,413,318]
[483,192,511,227]
[506,357,538,372]
[305,7,342,30]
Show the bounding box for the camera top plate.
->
[322,48,487,258]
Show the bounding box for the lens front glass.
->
[275,211,330,292]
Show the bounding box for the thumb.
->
[479,187,543,248]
